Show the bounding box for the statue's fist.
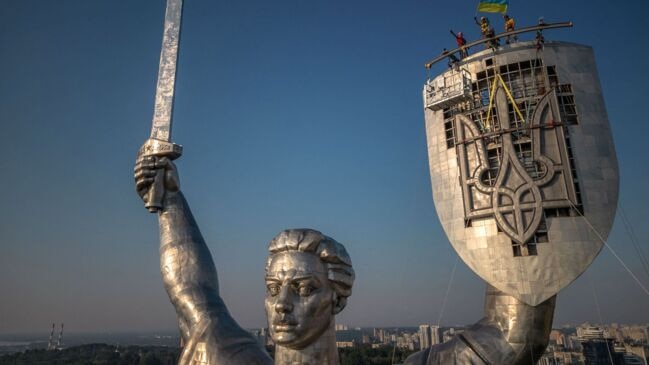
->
[134,155,180,205]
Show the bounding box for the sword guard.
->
[139,139,183,213]
[139,138,183,159]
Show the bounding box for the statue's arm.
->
[136,156,273,364]
[404,284,556,365]
[158,189,225,332]
[135,156,224,340]
[478,284,556,364]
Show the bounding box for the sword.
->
[140,0,184,213]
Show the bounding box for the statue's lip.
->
[273,323,298,332]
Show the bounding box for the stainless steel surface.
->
[141,0,184,213]
[410,41,618,364]
[265,229,355,365]
[423,41,619,306]
[404,285,555,365]
[134,157,273,365]
[151,0,182,142]
[424,22,573,69]
[135,158,354,364]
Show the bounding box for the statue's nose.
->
[275,300,293,313]
[275,287,293,313]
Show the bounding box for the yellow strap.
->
[484,73,526,129]
[497,74,526,124]
[484,74,499,129]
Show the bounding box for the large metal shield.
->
[423,42,618,306]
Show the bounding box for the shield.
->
[423,43,618,306]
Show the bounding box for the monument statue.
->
[404,287,555,364]
[265,229,355,364]
[135,159,354,365]
[137,2,618,363]
[411,33,618,364]
[135,156,273,365]
[135,152,554,365]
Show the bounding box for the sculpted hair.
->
[266,229,355,302]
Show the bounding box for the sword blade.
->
[150,0,183,142]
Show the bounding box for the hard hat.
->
[458,32,463,37]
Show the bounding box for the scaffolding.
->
[424,69,473,111]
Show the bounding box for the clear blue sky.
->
[0,0,647,334]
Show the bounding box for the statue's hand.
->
[134,155,180,207]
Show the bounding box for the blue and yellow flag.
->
[477,0,508,13]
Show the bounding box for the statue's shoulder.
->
[179,315,273,365]
[404,336,490,365]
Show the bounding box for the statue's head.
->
[264,229,354,349]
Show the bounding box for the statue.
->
[135,156,273,365]
[414,39,618,364]
[135,157,354,365]
[136,2,616,363]
[265,229,354,364]
[135,154,552,365]
[404,287,555,364]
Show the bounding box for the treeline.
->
[0,343,180,365]
[339,344,416,365]
[1,343,414,365]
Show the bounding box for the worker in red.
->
[450,30,469,59]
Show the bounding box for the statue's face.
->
[265,251,334,349]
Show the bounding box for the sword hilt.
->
[139,138,183,213]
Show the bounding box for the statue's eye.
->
[267,284,280,296]
[298,285,314,297]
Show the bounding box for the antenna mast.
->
[56,323,64,349]
[47,323,55,350]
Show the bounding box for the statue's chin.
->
[272,329,323,350]
[272,333,305,349]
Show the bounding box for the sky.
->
[1,0,648,335]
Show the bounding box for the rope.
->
[618,204,649,280]
[588,275,615,365]
[436,157,469,328]
[437,257,458,328]
[566,200,649,296]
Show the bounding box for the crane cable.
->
[587,275,616,365]
[618,204,649,280]
[566,199,649,296]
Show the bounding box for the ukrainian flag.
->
[477,0,508,13]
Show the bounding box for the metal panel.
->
[423,42,619,306]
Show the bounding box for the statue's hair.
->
[266,229,355,302]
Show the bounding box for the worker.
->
[474,16,499,50]
[450,30,469,58]
[535,17,545,50]
[503,14,518,44]
[442,48,460,70]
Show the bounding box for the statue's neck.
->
[274,323,339,365]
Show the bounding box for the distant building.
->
[419,325,431,350]
[577,327,624,365]
[336,341,354,348]
[430,325,441,345]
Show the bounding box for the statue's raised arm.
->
[135,154,273,365]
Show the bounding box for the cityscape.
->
[1,322,648,364]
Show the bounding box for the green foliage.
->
[0,344,180,365]
[339,344,416,365]
[0,343,415,365]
